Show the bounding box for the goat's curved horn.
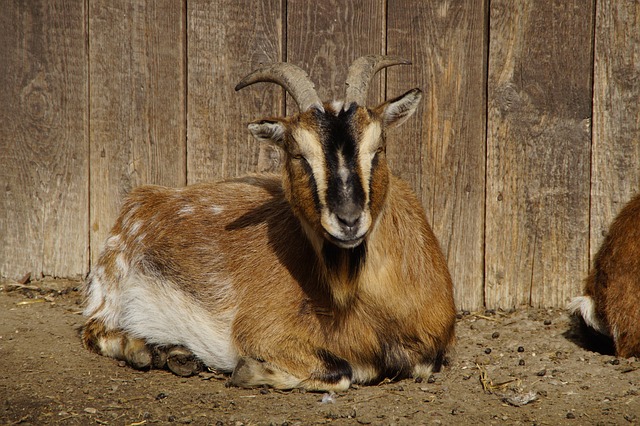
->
[344,55,412,108]
[235,63,324,113]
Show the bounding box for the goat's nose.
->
[336,211,361,228]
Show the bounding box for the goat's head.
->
[236,55,422,250]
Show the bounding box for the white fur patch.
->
[178,205,195,216]
[105,234,122,250]
[351,364,378,384]
[568,296,610,336]
[412,363,434,379]
[115,253,130,278]
[210,205,223,215]
[330,100,345,114]
[118,273,239,372]
[83,271,106,317]
[128,220,142,236]
[357,122,382,207]
[292,128,328,207]
[97,335,124,359]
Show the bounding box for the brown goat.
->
[569,193,640,358]
[82,56,456,391]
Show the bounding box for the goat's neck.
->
[319,241,367,309]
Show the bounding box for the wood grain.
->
[485,0,594,308]
[590,1,640,260]
[285,0,386,109]
[387,0,487,310]
[89,0,186,263]
[0,0,88,280]
[187,0,284,183]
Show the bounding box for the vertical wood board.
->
[485,0,594,308]
[0,0,88,279]
[387,0,488,310]
[89,0,186,262]
[285,0,386,110]
[187,0,284,184]
[590,1,640,260]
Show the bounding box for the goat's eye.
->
[292,153,304,160]
[375,145,385,154]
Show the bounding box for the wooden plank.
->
[590,1,640,260]
[387,0,487,311]
[0,0,88,280]
[89,1,186,262]
[285,0,386,109]
[187,0,284,183]
[485,0,594,308]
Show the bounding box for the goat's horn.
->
[344,55,412,108]
[235,63,324,113]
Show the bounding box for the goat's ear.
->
[376,88,422,129]
[247,119,286,146]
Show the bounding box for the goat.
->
[569,192,640,357]
[82,55,456,391]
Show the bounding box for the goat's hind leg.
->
[82,319,202,376]
[82,318,160,370]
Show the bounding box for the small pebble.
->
[518,359,525,366]
[610,359,620,365]
[156,392,168,400]
[536,369,546,377]
[517,346,525,352]
[427,375,436,384]
[566,412,576,419]
[84,407,97,414]
[544,319,552,325]
[415,377,423,384]
[484,348,492,354]
[491,332,500,339]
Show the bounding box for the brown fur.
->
[581,193,640,357]
[82,79,456,391]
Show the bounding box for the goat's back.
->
[581,193,640,357]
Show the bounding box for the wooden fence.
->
[1,0,639,311]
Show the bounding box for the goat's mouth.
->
[320,210,371,249]
[328,233,365,249]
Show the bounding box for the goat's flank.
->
[569,192,640,358]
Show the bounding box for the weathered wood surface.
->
[387,0,487,310]
[2,2,640,310]
[0,0,88,280]
[485,0,594,308]
[88,1,186,263]
[590,1,640,260]
[285,0,386,108]
[187,0,283,183]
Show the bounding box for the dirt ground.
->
[1,279,638,426]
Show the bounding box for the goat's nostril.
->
[337,213,360,228]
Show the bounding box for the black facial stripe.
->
[297,158,321,213]
[314,106,366,213]
[368,150,381,206]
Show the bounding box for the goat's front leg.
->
[229,349,353,392]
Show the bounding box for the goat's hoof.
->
[124,339,153,370]
[166,346,202,377]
